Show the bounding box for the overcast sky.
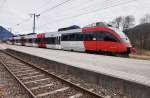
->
[0,0,150,34]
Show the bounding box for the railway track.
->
[0,50,103,98]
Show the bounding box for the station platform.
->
[1,44,150,87]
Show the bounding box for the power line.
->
[34,0,53,13]
[38,0,123,28]
[39,0,137,28]
[73,0,123,15]
[39,0,129,27]
[39,0,73,15]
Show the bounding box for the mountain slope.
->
[0,26,13,40]
[126,23,150,50]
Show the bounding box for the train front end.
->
[110,27,135,55]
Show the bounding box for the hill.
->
[126,23,150,50]
[0,26,13,40]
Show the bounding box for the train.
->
[7,22,135,57]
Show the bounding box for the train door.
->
[83,32,97,51]
[55,36,59,45]
[12,38,15,45]
[21,37,25,46]
[56,36,61,49]
[96,31,120,53]
[105,32,120,52]
[37,33,46,48]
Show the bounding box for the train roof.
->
[27,33,36,35]
[58,25,80,31]
[84,22,113,28]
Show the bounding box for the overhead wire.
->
[34,0,53,13]
[37,0,123,28]
[73,0,124,14]
[10,0,137,32]
[39,0,137,28]
[39,0,73,15]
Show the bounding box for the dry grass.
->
[130,49,150,60]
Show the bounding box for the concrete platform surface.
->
[1,44,150,87]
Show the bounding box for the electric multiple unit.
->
[7,23,134,56]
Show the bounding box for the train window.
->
[84,33,94,41]
[20,38,25,43]
[96,32,118,42]
[26,39,32,43]
[52,37,56,44]
[75,33,84,41]
[55,37,60,44]
[61,34,69,41]
[44,38,51,44]
[62,33,84,41]
[16,39,19,43]
[40,38,44,42]
[69,34,76,41]
[23,39,26,42]
[61,35,65,41]
[43,38,48,44]
[32,38,36,43]
[43,37,56,44]
[35,38,38,43]
[96,32,105,40]
[104,33,118,42]
[29,39,33,43]
[96,32,112,41]
[35,38,40,43]
[58,36,61,44]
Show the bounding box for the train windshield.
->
[110,27,130,43]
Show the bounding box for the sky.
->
[0,0,150,34]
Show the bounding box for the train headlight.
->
[122,38,130,43]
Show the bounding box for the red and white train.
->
[7,22,134,57]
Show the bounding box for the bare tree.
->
[122,15,135,31]
[140,14,150,24]
[111,16,123,29]
[111,15,135,31]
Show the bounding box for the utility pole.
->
[30,13,40,33]
[33,13,36,33]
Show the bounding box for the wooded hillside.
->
[126,23,150,50]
